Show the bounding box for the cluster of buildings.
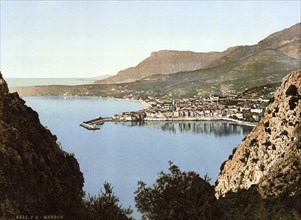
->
[144,98,225,119]
[112,97,265,122]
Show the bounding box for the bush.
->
[280,130,288,136]
[134,161,218,220]
[83,182,133,220]
[285,85,298,96]
[218,185,301,220]
[289,96,299,110]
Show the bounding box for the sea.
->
[7,78,253,218]
[6,77,92,87]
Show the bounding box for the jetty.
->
[80,116,114,130]
[80,97,263,130]
[80,123,100,130]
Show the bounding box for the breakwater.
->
[80,112,256,130]
[80,98,262,130]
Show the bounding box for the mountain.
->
[257,22,301,59]
[11,23,301,99]
[98,23,300,88]
[112,23,300,98]
[98,48,236,84]
[0,72,84,218]
[215,69,301,198]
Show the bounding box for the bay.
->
[23,96,253,217]
[6,78,92,87]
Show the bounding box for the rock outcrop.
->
[0,72,84,218]
[215,69,301,198]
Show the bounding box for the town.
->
[80,96,269,130]
[112,96,268,124]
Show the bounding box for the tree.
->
[84,182,133,220]
[134,161,218,220]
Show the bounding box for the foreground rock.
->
[0,72,84,218]
[215,69,301,198]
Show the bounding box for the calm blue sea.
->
[6,78,91,87]
[23,96,253,218]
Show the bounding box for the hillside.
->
[257,22,301,58]
[99,49,236,84]
[0,72,85,218]
[215,69,301,198]
[98,23,300,91]
[11,23,301,100]
[118,23,301,98]
[0,73,134,219]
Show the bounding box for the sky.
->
[0,1,300,78]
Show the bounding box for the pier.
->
[83,116,113,124]
[80,123,100,130]
[80,116,114,130]
[80,97,262,130]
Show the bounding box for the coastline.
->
[109,97,257,127]
[144,117,256,127]
[107,98,257,127]
[20,94,257,127]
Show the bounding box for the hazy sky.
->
[0,1,300,78]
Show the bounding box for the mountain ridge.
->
[99,47,237,84]
[98,23,300,85]
[10,23,301,100]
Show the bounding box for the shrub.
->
[269,97,275,104]
[263,141,272,147]
[250,138,258,146]
[280,130,288,136]
[134,161,218,220]
[285,85,298,96]
[265,127,272,134]
[260,164,265,171]
[252,158,259,164]
[289,96,299,110]
[220,161,227,172]
[84,182,133,220]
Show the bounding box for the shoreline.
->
[21,94,257,127]
[144,117,256,127]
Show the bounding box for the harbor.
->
[80,98,262,130]
[80,116,110,130]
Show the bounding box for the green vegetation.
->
[134,163,301,220]
[286,84,299,96]
[82,182,133,220]
[218,186,301,220]
[134,161,218,220]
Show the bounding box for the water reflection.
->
[23,96,254,219]
[117,120,253,137]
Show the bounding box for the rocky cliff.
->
[215,69,301,198]
[0,72,84,218]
